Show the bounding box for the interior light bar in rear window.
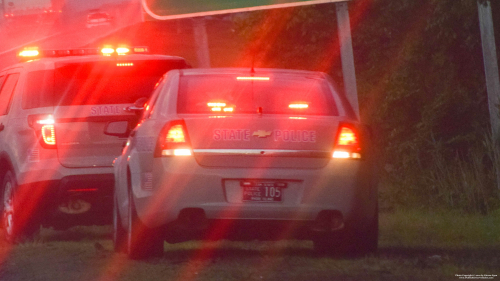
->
[289,103,309,109]
[207,102,226,107]
[236,77,270,81]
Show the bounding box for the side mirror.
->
[104,121,129,138]
[125,97,148,113]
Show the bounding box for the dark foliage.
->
[234,0,500,212]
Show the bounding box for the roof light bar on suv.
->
[17,46,149,61]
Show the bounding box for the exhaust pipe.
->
[311,210,344,232]
[58,199,91,214]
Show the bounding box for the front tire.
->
[126,185,163,259]
[1,171,40,243]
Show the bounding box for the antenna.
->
[251,55,255,74]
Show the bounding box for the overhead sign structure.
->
[142,0,348,20]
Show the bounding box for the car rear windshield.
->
[177,74,338,116]
[23,60,185,109]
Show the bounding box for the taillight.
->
[154,120,192,157]
[333,124,361,159]
[28,115,56,148]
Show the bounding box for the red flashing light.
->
[18,48,40,58]
[17,46,149,62]
[41,125,56,145]
[101,47,114,56]
[166,125,186,143]
[337,127,358,146]
[133,47,148,53]
[28,115,57,148]
[116,47,130,55]
[155,120,192,157]
[333,124,361,159]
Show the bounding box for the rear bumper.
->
[132,156,377,239]
[18,174,114,228]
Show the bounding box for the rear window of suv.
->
[23,60,185,109]
[177,74,338,116]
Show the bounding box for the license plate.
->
[241,181,286,202]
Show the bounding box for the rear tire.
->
[357,211,379,254]
[113,197,126,253]
[126,185,163,259]
[313,230,349,256]
[313,212,378,257]
[1,171,40,243]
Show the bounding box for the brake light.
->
[333,125,361,159]
[166,125,186,143]
[41,124,56,145]
[155,120,192,157]
[28,115,56,148]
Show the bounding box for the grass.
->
[0,209,499,280]
[380,209,500,248]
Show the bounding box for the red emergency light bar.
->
[17,46,149,61]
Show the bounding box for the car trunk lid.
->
[55,105,136,168]
[184,115,340,168]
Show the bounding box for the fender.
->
[0,151,15,180]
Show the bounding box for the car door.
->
[127,75,170,197]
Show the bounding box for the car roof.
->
[177,68,328,79]
[1,54,187,72]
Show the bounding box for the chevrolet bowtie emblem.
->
[252,130,272,138]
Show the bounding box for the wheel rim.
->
[3,180,14,237]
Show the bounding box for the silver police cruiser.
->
[112,68,378,259]
[0,46,189,242]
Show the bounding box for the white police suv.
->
[0,46,189,242]
[113,68,378,259]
